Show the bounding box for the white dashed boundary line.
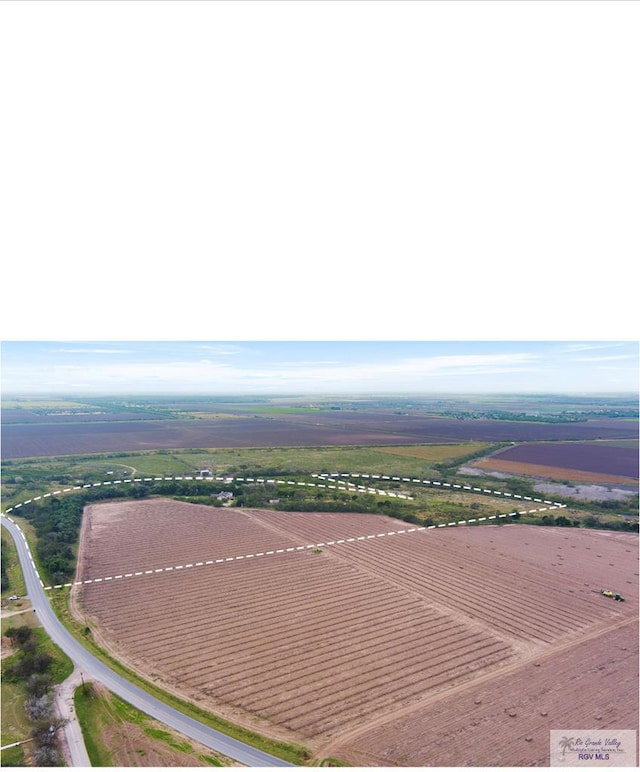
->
[1,472,566,591]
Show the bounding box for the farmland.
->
[473,441,639,484]
[2,400,638,460]
[332,620,638,766]
[71,499,639,766]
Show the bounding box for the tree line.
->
[15,473,638,588]
[1,537,10,592]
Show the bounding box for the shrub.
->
[25,693,54,721]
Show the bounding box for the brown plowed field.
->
[474,458,638,484]
[73,501,639,766]
[329,619,638,767]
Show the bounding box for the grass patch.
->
[374,442,491,462]
[143,726,193,753]
[75,683,248,766]
[1,610,38,637]
[110,691,145,725]
[0,743,26,767]
[74,683,115,766]
[199,752,224,766]
[0,679,30,748]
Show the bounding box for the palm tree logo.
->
[559,737,575,757]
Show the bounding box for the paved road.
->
[1,515,294,767]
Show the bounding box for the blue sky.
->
[1,341,637,395]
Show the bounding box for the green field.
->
[374,442,490,461]
[1,442,494,504]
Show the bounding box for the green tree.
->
[5,625,33,647]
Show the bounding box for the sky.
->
[1,341,637,396]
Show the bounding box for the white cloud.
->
[195,345,244,356]
[53,348,134,355]
[562,342,626,353]
[2,352,540,394]
[572,354,637,363]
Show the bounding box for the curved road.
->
[1,515,294,767]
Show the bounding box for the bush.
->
[5,625,34,647]
[25,693,54,721]
[31,745,61,767]
[25,673,53,698]
[1,538,10,593]
[4,651,54,681]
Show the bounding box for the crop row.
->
[82,509,616,649]
[80,503,302,577]
[282,641,511,736]
[80,551,514,737]
[330,536,609,642]
[85,554,455,664]
[341,620,639,766]
[247,637,509,736]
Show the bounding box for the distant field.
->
[1,409,164,425]
[473,442,638,483]
[234,407,322,414]
[585,438,639,449]
[475,459,637,485]
[2,400,93,410]
[2,412,637,460]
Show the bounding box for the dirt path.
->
[0,607,31,619]
[53,667,91,767]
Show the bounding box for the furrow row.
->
[271,641,513,735]
[334,542,590,639]
[210,625,496,706]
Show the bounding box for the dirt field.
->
[329,620,638,766]
[72,500,638,766]
[3,413,637,459]
[474,458,637,484]
[472,441,638,483]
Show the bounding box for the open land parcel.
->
[1,394,638,766]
